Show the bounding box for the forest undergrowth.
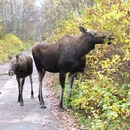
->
[0,0,129,129]
[46,0,130,129]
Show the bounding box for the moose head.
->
[79,26,113,45]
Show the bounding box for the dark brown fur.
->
[8,53,34,106]
[32,26,112,109]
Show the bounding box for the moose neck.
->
[75,35,94,58]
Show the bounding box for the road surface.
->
[0,52,81,130]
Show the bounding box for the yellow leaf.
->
[100,123,105,130]
[107,102,110,106]
[104,95,109,100]
[112,105,120,112]
[123,98,127,102]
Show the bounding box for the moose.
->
[32,26,113,109]
[8,53,34,106]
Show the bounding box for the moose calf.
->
[8,53,34,106]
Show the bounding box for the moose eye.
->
[20,59,22,62]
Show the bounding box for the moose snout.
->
[8,70,14,76]
[107,36,115,45]
[107,41,112,45]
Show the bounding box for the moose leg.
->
[59,72,66,109]
[16,77,20,102]
[68,72,77,107]
[29,74,34,99]
[19,78,25,106]
[38,69,46,108]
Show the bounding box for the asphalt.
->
[0,56,62,130]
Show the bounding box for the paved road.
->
[0,55,61,130]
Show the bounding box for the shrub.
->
[46,0,130,129]
[0,33,24,63]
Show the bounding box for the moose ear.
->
[8,55,13,60]
[79,26,87,33]
[16,54,20,63]
[16,55,19,59]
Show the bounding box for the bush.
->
[46,0,130,129]
[71,77,130,129]
[0,33,24,63]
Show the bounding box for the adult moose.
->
[32,26,113,109]
[8,53,34,106]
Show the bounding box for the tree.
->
[0,0,94,41]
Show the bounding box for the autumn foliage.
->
[0,28,24,63]
[47,0,130,129]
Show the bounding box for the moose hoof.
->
[20,102,24,106]
[41,105,46,109]
[58,107,64,112]
[31,96,34,99]
[67,105,72,109]
[18,99,20,102]
[58,104,64,110]
[38,95,40,101]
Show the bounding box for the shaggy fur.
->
[32,26,112,109]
